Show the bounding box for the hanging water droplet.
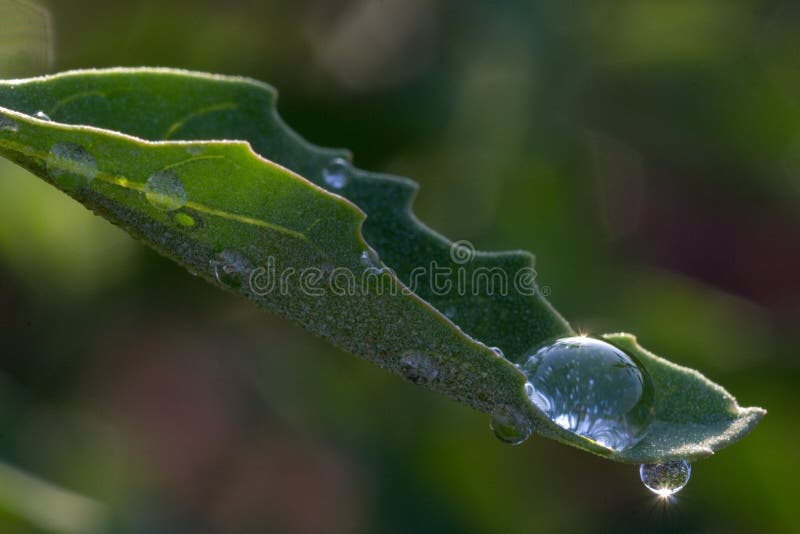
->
[174,212,196,228]
[145,170,187,211]
[521,336,655,451]
[34,111,52,121]
[47,143,98,191]
[322,157,350,189]
[399,351,438,385]
[639,460,691,497]
[0,115,18,132]
[490,404,532,445]
[210,250,252,289]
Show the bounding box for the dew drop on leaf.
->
[490,346,504,357]
[399,351,438,385]
[0,115,18,132]
[210,250,253,289]
[360,249,381,270]
[490,404,532,445]
[322,157,350,189]
[521,336,655,451]
[145,170,187,211]
[34,110,51,121]
[639,460,691,497]
[47,142,98,191]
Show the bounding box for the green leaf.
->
[0,68,763,463]
[601,333,764,462]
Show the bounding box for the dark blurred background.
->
[0,0,797,532]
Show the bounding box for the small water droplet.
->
[322,157,350,189]
[399,351,438,385]
[47,143,98,191]
[490,346,504,357]
[360,249,381,270]
[0,115,18,132]
[34,111,52,121]
[521,336,655,451]
[444,306,456,319]
[639,460,691,497]
[210,250,252,289]
[490,404,532,445]
[145,170,187,211]
[174,212,196,228]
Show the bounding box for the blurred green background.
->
[0,0,797,532]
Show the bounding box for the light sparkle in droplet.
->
[639,460,691,497]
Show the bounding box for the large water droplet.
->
[0,115,18,132]
[322,157,350,189]
[521,336,654,451]
[34,111,52,121]
[639,460,691,497]
[490,404,532,446]
[47,143,98,191]
[145,170,187,211]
